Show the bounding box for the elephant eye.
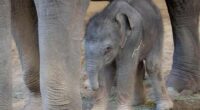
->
[104,46,112,55]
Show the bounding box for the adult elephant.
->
[101,0,200,95]
[11,0,89,110]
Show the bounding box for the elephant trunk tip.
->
[88,80,99,91]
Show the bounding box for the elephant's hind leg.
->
[132,61,145,106]
[145,40,173,110]
[11,0,41,110]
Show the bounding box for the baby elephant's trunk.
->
[86,60,99,91]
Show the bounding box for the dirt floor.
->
[11,1,199,110]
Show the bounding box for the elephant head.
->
[84,21,120,90]
[84,1,137,91]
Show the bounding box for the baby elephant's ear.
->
[116,13,129,48]
[116,1,135,29]
[115,1,141,48]
[115,5,134,48]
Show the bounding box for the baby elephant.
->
[84,0,173,110]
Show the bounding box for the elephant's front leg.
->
[11,1,41,109]
[116,52,140,110]
[92,63,115,110]
[146,48,173,110]
[165,0,200,94]
[34,0,89,109]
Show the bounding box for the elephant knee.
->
[23,69,40,93]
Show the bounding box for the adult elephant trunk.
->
[86,60,100,91]
[166,0,200,92]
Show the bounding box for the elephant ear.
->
[115,2,136,48]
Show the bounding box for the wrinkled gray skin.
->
[0,1,12,110]
[8,0,89,110]
[85,0,173,110]
[165,0,200,93]
[0,0,199,110]
[91,0,200,100]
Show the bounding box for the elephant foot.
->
[167,69,200,93]
[180,89,193,96]
[168,87,195,101]
[156,99,173,110]
[23,94,42,110]
[167,87,180,100]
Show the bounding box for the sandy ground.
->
[11,1,199,110]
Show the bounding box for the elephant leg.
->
[145,41,173,110]
[116,52,140,110]
[34,0,89,109]
[11,0,42,109]
[165,0,200,94]
[0,1,12,110]
[92,63,115,110]
[132,61,145,106]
